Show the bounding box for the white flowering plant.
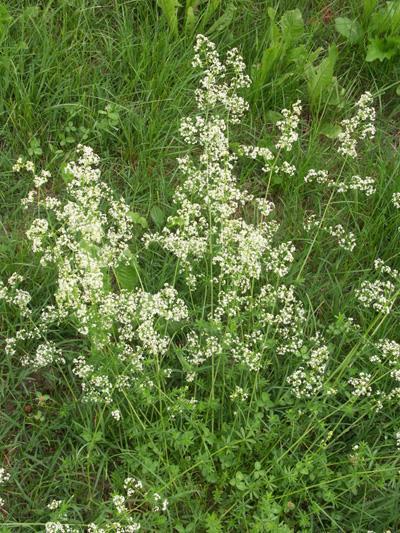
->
[2,16,400,533]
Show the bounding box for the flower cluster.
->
[338,91,376,158]
[7,146,188,411]
[0,273,31,317]
[355,259,399,315]
[144,35,333,400]
[89,477,167,532]
[287,335,330,398]
[348,372,372,397]
[327,224,356,252]
[275,100,302,152]
[0,466,10,508]
[43,477,168,533]
[19,145,134,335]
[304,169,376,197]
[191,34,251,124]
[230,386,249,402]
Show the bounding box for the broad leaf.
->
[114,252,139,291]
[366,37,400,62]
[207,2,236,35]
[305,44,338,108]
[157,0,181,36]
[150,205,166,227]
[280,9,304,45]
[335,17,363,43]
[128,211,148,228]
[319,122,342,139]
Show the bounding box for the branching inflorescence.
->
[4,35,397,421]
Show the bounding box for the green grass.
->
[1,1,400,531]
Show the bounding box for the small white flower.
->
[111,409,121,421]
[47,499,62,510]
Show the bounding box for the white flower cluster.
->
[111,409,121,421]
[327,224,356,252]
[146,35,296,311]
[192,34,251,124]
[0,273,31,316]
[12,157,35,173]
[303,213,319,232]
[287,336,330,398]
[71,285,187,405]
[7,146,189,410]
[45,477,168,533]
[47,499,63,510]
[21,341,65,370]
[146,36,333,393]
[240,144,274,173]
[365,339,400,407]
[341,175,376,196]
[304,169,376,197]
[0,467,9,511]
[275,100,302,152]
[355,259,399,315]
[230,386,249,402]
[20,145,134,335]
[338,91,376,158]
[348,372,372,397]
[356,279,396,314]
[0,467,10,485]
[45,523,78,533]
[393,192,400,209]
[102,477,167,531]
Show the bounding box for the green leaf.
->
[255,45,280,85]
[366,37,399,62]
[363,0,377,19]
[184,6,196,33]
[334,17,363,43]
[265,110,283,123]
[267,7,276,21]
[280,9,304,45]
[81,429,104,445]
[150,205,166,227]
[319,122,342,139]
[207,3,236,35]
[305,44,338,109]
[114,251,139,291]
[157,0,181,36]
[115,263,139,291]
[128,211,148,228]
[205,512,223,533]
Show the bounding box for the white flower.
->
[327,224,356,252]
[113,494,126,514]
[348,373,372,397]
[392,192,400,209]
[338,92,376,158]
[47,499,62,510]
[230,386,249,401]
[111,409,121,421]
[0,468,10,484]
[275,100,302,152]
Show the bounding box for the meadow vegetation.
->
[1,1,400,531]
